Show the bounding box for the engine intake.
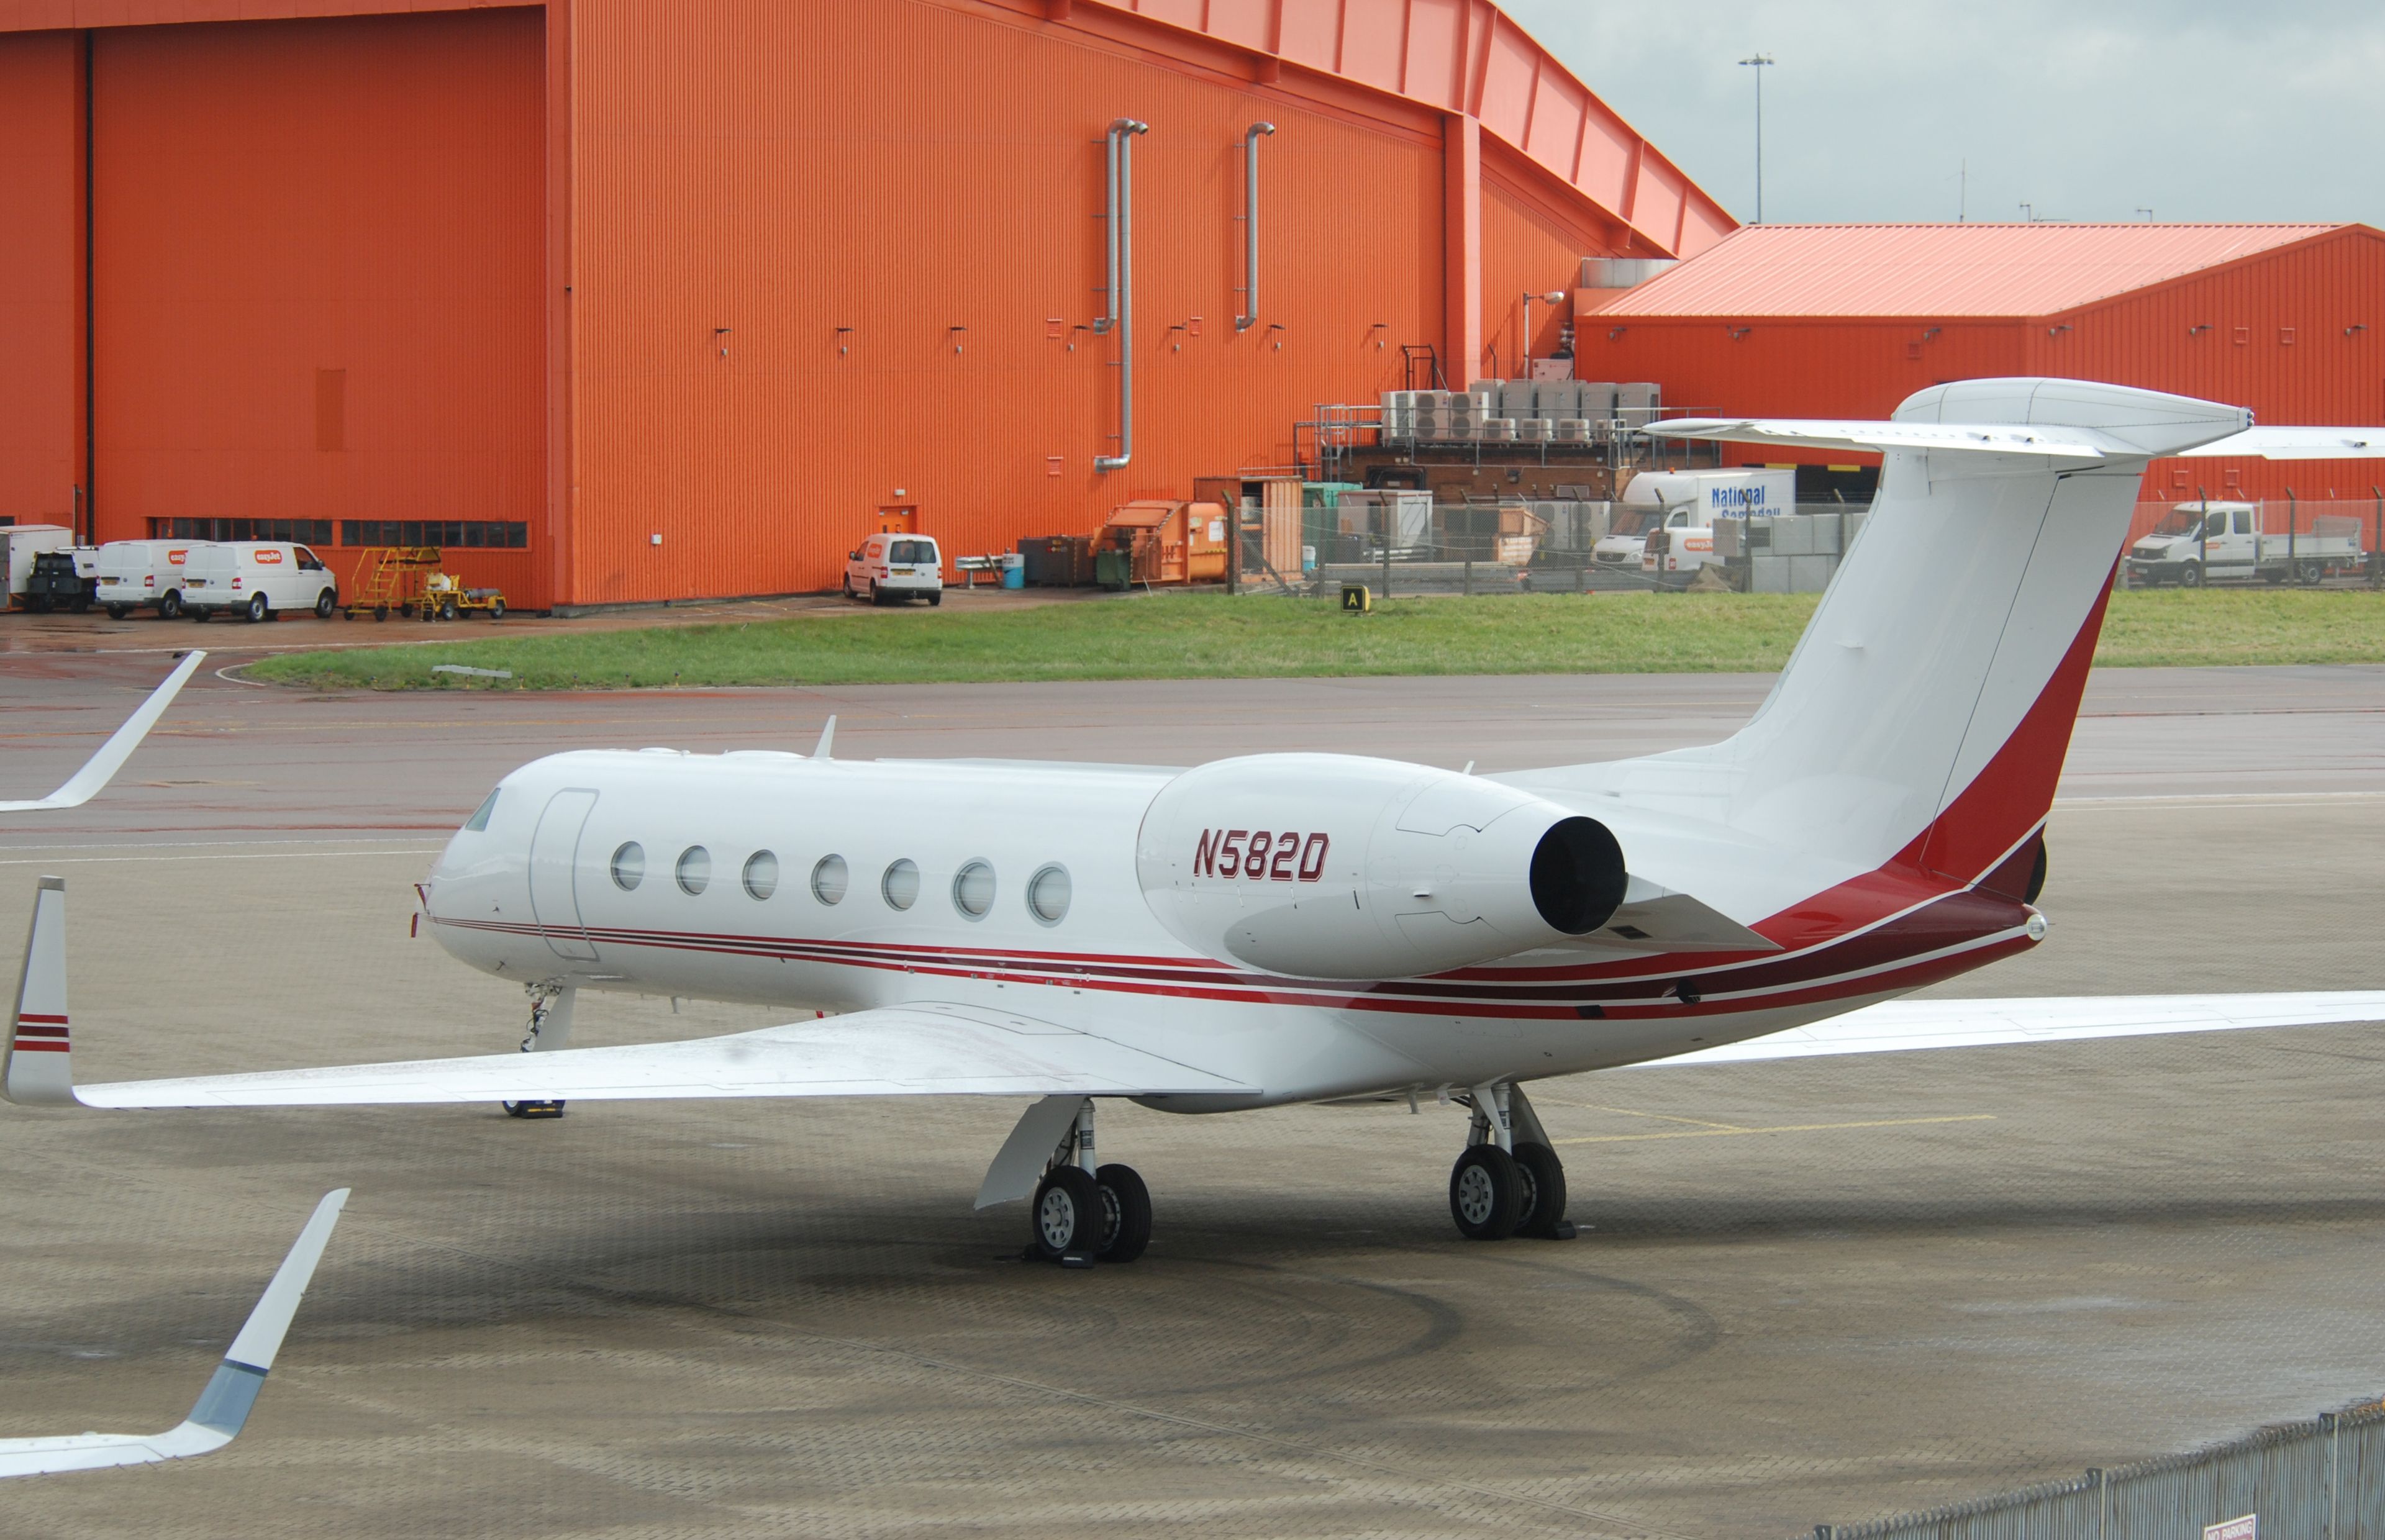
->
[1136,753,1628,981]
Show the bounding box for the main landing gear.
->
[1447,1083,1574,1242]
[1027,1098,1150,1267]
[502,981,573,1120]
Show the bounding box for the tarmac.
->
[0,658,2381,1539]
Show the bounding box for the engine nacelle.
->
[1135,753,1627,980]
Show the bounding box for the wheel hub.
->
[1456,1165,1497,1225]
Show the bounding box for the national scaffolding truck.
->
[2124,500,2367,587]
[1586,468,1795,585]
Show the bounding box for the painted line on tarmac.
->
[1553,1113,1996,1147]
[2053,790,2385,810]
[0,836,451,853]
[0,846,443,866]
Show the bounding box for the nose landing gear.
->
[1025,1099,1150,1266]
[501,981,573,1120]
[1447,1082,1574,1241]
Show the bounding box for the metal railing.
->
[1811,1397,2385,1540]
[1289,402,1730,482]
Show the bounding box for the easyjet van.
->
[181,542,340,623]
[96,539,204,619]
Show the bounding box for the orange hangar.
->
[0,0,1732,611]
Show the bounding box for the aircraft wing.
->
[1632,992,2385,1068]
[0,651,206,814]
[70,1003,1250,1108]
[0,1189,345,1479]
[2176,426,2385,459]
[1645,418,2114,458]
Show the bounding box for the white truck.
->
[96,538,204,618]
[1588,468,1794,583]
[2124,501,2366,587]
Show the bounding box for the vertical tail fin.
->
[1660,381,2254,882]
[6,877,75,1106]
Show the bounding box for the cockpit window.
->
[463,788,500,831]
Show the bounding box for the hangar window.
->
[676,846,712,895]
[339,520,529,550]
[1027,864,1072,925]
[811,855,850,905]
[150,517,333,545]
[463,788,499,831]
[611,842,645,891]
[882,859,920,911]
[743,850,779,900]
[952,860,995,919]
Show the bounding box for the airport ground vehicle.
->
[843,534,945,605]
[97,540,199,618]
[180,542,340,622]
[2,525,74,609]
[21,550,98,612]
[1592,468,1793,579]
[12,381,2385,1266]
[2124,500,2365,587]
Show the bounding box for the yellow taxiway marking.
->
[1553,1113,1996,1146]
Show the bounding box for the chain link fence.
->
[1812,1399,2385,1540]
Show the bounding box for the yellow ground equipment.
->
[341,548,506,621]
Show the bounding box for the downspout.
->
[1096,118,1147,474]
[1235,122,1275,331]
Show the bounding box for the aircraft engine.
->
[1135,753,1627,981]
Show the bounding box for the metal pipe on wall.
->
[1235,122,1275,332]
[1096,117,1148,474]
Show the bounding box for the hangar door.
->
[88,11,544,593]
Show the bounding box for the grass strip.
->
[242,587,2385,691]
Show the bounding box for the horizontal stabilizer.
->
[0,651,204,814]
[1634,992,2385,1068]
[76,1003,1250,1108]
[0,1188,346,1479]
[2176,426,2385,459]
[1574,882,1779,954]
[1647,418,2114,459]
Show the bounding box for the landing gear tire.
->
[1031,1166,1102,1262]
[1510,1141,1571,1238]
[1449,1145,1524,1241]
[1094,1162,1152,1264]
[502,1099,566,1119]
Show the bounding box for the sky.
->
[1505,1,2385,228]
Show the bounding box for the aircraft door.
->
[529,788,601,961]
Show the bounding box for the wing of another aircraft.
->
[2177,426,2385,458]
[1,651,206,815]
[1647,418,2114,458]
[1634,992,2385,1068]
[71,1003,1250,1108]
[0,1189,346,1479]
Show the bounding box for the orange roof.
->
[1591,223,2358,319]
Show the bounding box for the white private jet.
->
[0,650,204,813]
[8,381,2384,1264]
[0,1183,346,1478]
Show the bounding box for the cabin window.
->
[1027,864,1072,925]
[811,854,849,905]
[952,860,995,919]
[610,842,645,890]
[463,788,499,832]
[676,846,712,896]
[743,851,779,900]
[882,859,920,911]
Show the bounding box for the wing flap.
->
[78,1003,1250,1108]
[1633,992,2385,1067]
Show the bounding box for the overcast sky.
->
[1506,1,2385,228]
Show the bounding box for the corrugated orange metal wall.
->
[0,31,82,530]
[1578,230,2385,499]
[566,0,1461,602]
[93,11,547,602]
[1479,153,1614,383]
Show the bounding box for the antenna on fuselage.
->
[811,716,836,761]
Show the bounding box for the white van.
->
[97,539,204,619]
[181,542,340,622]
[1593,469,1796,579]
[842,533,943,605]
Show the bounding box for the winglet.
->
[181,1189,349,1438]
[5,877,76,1107]
[812,715,836,761]
[0,651,205,814]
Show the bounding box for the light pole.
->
[1738,53,1774,224]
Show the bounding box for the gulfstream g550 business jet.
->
[11,381,2385,1262]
